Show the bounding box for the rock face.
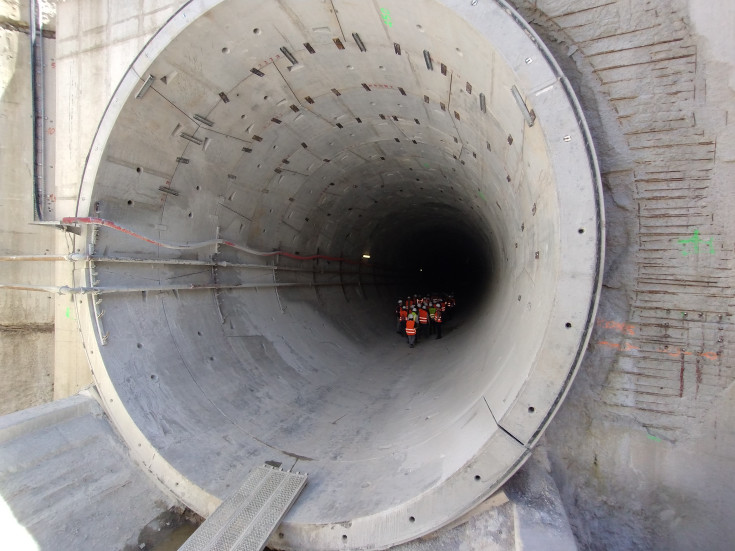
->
[511,0,735,549]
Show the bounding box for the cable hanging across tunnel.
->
[60,217,366,265]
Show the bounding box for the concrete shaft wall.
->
[0,0,56,414]
[1,0,733,549]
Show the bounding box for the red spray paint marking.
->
[679,352,685,398]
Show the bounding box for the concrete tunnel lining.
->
[71,0,603,548]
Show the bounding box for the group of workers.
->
[395,294,456,348]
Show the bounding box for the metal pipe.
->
[29,0,45,220]
[0,281,358,295]
[87,259,107,344]
[0,255,70,262]
[61,217,367,265]
[511,84,536,127]
[0,253,395,276]
[0,284,62,293]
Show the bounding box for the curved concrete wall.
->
[71,0,602,549]
[14,0,730,548]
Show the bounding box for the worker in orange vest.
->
[397,307,408,335]
[417,304,429,342]
[434,303,443,339]
[405,313,417,348]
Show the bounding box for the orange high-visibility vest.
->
[405,319,417,335]
[399,309,408,321]
[434,309,443,323]
[418,309,429,324]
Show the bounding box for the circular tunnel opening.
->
[73,1,603,549]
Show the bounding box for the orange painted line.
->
[597,340,639,352]
[656,348,720,361]
[595,321,720,360]
[596,318,636,336]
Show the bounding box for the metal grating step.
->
[180,465,307,551]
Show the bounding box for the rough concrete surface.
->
[51,0,182,401]
[387,450,576,551]
[0,0,56,414]
[0,394,177,550]
[510,0,735,549]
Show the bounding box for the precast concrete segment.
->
[73,1,603,549]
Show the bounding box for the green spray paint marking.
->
[66,307,75,320]
[647,434,661,442]
[478,191,487,202]
[381,8,393,27]
[678,229,714,256]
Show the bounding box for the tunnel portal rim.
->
[74,0,604,549]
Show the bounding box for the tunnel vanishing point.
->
[67,0,603,549]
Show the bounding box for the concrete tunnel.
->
[68,0,604,548]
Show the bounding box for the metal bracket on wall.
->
[511,85,536,127]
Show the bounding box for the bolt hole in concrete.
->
[77,1,602,549]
